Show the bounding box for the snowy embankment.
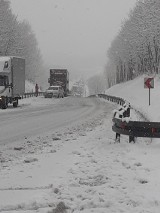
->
[106,75,160,122]
[1,76,160,212]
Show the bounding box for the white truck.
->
[0,56,25,109]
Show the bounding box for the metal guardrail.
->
[89,94,126,105]
[98,94,125,105]
[21,92,44,99]
[93,93,160,143]
[112,117,160,142]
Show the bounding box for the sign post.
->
[144,78,154,106]
[149,87,150,106]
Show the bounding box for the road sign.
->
[144,77,154,106]
[144,78,154,89]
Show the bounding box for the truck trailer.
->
[0,56,25,109]
[48,69,69,97]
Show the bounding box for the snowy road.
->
[0,96,107,145]
[0,96,117,213]
[1,96,160,213]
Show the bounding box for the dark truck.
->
[48,69,69,97]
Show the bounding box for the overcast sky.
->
[10,0,137,80]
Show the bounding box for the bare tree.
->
[0,0,45,86]
[105,0,160,87]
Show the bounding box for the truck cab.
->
[48,69,69,97]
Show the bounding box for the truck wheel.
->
[2,104,7,109]
[13,99,18,108]
[1,98,7,109]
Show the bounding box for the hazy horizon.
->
[10,0,137,80]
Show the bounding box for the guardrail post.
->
[123,105,130,117]
[127,104,130,117]
[129,135,135,143]
[116,133,120,143]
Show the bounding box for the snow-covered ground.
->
[107,74,160,122]
[25,80,35,93]
[1,75,160,213]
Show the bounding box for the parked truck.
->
[0,56,25,109]
[48,69,69,97]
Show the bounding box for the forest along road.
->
[0,96,112,145]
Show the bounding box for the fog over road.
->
[0,96,109,145]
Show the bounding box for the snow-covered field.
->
[107,75,160,122]
[1,75,160,213]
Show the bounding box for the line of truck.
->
[0,56,70,109]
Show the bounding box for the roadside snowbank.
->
[107,75,160,121]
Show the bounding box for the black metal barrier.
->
[112,117,160,142]
[93,93,160,143]
[89,94,126,106]
[21,92,44,99]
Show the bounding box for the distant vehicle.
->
[44,86,64,98]
[0,56,25,109]
[71,84,84,97]
[48,69,69,97]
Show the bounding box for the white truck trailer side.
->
[0,56,25,109]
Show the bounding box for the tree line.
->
[105,0,160,88]
[0,0,45,87]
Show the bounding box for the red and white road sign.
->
[144,78,154,89]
